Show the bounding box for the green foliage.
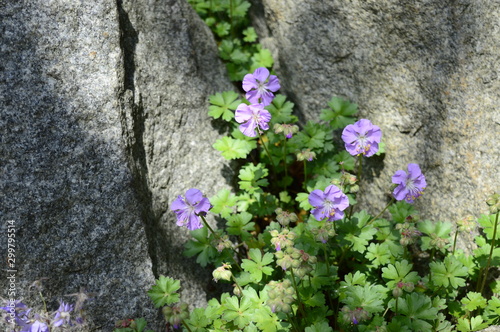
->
[147,276,180,308]
[208,91,241,121]
[390,293,439,331]
[382,260,419,289]
[319,96,358,129]
[238,163,269,194]
[213,136,254,160]
[429,256,468,289]
[478,213,500,240]
[187,0,273,81]
[211,189,238,218]
[241,248,274,282]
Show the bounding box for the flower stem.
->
[303,161,307,190]
[283,139,288,191]
[199,215,217,238]
[452,229,459,255]
[231,274,244,295]
[357,155,363,182]
[258,131,277,177]
[181,319,193,332]
[479,212,499,296]
[289,268,306,320]
[366,197,395,227]
[39,291,47,313]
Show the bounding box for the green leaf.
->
[208,91,241,121]
[210,189,238,218]
[214,21,231,37]
[430,255,468,289]
[478,214,500,240]
[388,201,417,223]
[342,284,386,314]
[341,271,367,287]
[265,94,297,124]
[184,227,217,267]
[319,96,358,130]
[392,293,439,331]
[231,0,251,17]
[213,136,253,160]
[222,295,253,328]
[382,260,419,289]
[241,248,274,282]
[333,151,355,171]
[338,211,377,254]
[296,192,313,211]
[305,321,333,332]
[418,220,453,252]
[243,27,258,42]
[457,316,489,332]
[184,307,211,331]
[461,292,487,312]
[238,163,269,194]
[226,211,255,239]
[250,48,274,71]
[366,242,392,267]
[291,121,327,150]
[147,276,180,308]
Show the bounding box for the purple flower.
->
[235,103,272,137]
[242,67,280,106]
[53,301,73,327]
[29,320,48,332]
[392,163,426,203]
[171,188,211,230]
[341,119,382,157]
[1,300,31,327]
[308,185,349,222]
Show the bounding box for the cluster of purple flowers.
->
[1,299,82,332]
[236,67,280,137]
[172,69,426,233]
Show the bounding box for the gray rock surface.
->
[254,0,500,251]
[1,0,232,330]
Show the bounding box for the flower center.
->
[323,200,335,217]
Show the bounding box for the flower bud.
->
[275,208,298,226]
[457,215,477,234]
[486,192,500,214]
[212,263,232,282]
[392,287,403,298]
[297,149,316,162]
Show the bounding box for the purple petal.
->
[242,74,257,92]
[392,170,407,185]
[257,109,272,129]
[393,184,409,201]
[266,75,280,92]
[311,206,329,221]
[239,119,258,137]
[185,188,203,206]
[407,164,422,180]
[171,195,187,212]
[187,215,203,230]
[252,67,270,82]
[341,125,359,144]
[259,91,275,106]
[235,104,253,123]
[194,197,212,214]
[331,209,345,221]
[308,189,325,207]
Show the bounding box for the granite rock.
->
[0,0,232,330]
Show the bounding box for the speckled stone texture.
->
[253,0,500,252]
[0,0,231,330]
